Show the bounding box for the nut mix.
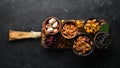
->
[73,35,93,55]
[45,18,60,34]
[84,19,100,34]
[61,23,77,38]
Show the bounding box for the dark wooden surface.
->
[0,0,120,68]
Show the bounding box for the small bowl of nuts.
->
[43,17,61,35]
[61,20,78,39]
[73,34,94,56]
[84,18,100,34]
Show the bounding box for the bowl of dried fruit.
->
[43,17,61,35]
[94,32,111,49]
[73,34,94,56]
[61,20,78,39]
[83,18,101,34]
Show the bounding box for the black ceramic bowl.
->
[94,32,111,49]
[73,33,94,56]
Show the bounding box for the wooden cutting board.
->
[9,19,108,49]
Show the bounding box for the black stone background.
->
[0,0,120,68]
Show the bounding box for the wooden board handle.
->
[9,30,41,41]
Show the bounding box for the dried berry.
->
[45,36,58,47]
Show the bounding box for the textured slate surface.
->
[0,0,120,68]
